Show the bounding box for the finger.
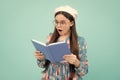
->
[35,50,43,54]
[65,56,76,63]
[67,59,75,64]
[35,53,44,57]
[63,55,75,60]
[35,55,45,60]
[35,56,41,60]
[35,50,40,53]
[64,53,75,57]
[63,54,71,58]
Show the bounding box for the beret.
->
[54,5,78,20]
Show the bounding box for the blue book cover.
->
[31,39,70,63]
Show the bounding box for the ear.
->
[70,21,74,27]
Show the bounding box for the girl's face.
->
[55,14,73,36]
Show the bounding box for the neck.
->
[58,35,70,42]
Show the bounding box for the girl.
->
[34,5,88,80]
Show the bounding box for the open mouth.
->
[58,29,62,32]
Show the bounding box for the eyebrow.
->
[55,20,67,22]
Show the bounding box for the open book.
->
[31,39,70,63]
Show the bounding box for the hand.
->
[63,54,80,67]
[34,51,45,60]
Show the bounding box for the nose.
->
[56,23,61,27]
[57,23,61,27]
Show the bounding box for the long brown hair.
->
[43,11,79,80]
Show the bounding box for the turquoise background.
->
[0,0,120,80]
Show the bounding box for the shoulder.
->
[78,36,87,46]
[46,33,53,43]
[78,36,86,43]
[78,36,87,53]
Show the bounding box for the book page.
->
[47,41,66,46]
[47,42,70,63]
[32,39,46,46]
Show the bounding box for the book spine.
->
[46,47,55,63]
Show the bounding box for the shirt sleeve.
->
[37,59,46,68]
[75,37,88,76]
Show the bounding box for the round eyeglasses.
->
[53,20,70,27]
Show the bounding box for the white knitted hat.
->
[54,5,78,20]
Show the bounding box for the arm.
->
[75,37,88,76]
[35,51,46,68]
[36,33,52,68]
[63,37,88,76]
